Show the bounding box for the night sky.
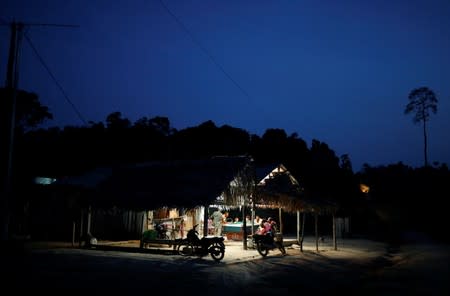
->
[1,0,449,172]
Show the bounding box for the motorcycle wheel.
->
[177,241,194,256]
[256,243,268,257]
[209,242,225,262]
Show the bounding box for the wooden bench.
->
[140,238,184,250]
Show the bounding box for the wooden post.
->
[79,209,84,248]
[203,205,208,238]
[72,221,76,247]
[251,200,255,236]
[332,213,337,250]
[300,212,306,252]
[87,205,92,236]
[278,207,282,234]
[315,211,319,252]
[142,211,147,233]
[296,210,300,244]
[242,204,247,250]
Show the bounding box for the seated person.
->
[255,219,268,235]
[254,219,275,244]
[233,217,240,223]
[263,219,273,236]
[267,217,278,234]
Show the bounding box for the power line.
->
[14,23,79,28]
[158,0,252,102]
[24,33,88,125]
[0,20,79,27]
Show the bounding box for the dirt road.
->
[3,239,449,295]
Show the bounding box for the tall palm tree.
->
[405,87,438,167]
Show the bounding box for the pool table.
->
[223,223,259,241]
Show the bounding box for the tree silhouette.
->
[340,154,353,173]
[1,88,53,182]
[106,111,130,130]
[0,88,53,132]
[405,87,438,167]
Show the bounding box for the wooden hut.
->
[253,164,339,251]
[52,155,255,244]
[50,157,338,252]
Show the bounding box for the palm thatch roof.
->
[53,158,337,213]
[254,164,337,213]
[55,156,253,210]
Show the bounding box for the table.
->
[223,223,258,241]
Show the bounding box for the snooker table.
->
[223,223,259,241]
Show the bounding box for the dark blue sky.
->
[1,0,450,172]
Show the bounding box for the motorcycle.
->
[155,222,170,240]
[155,223,170,240]
[252,232,286,257]
[177,224,225,262]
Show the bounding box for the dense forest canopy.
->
[3,89,450,242]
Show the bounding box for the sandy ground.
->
[3,235,449,295]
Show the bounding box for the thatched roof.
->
[53,158,337,213]
[55,156,253,210]
[254,164,337,213]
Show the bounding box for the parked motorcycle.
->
[252,232,286,257]
[155,222,169,240]
[177,224,225,262]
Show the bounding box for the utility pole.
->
[1,21,23,244]
[1,20,78,245]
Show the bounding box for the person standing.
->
[211,209,224,236]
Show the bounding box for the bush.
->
[142,230,157,241]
